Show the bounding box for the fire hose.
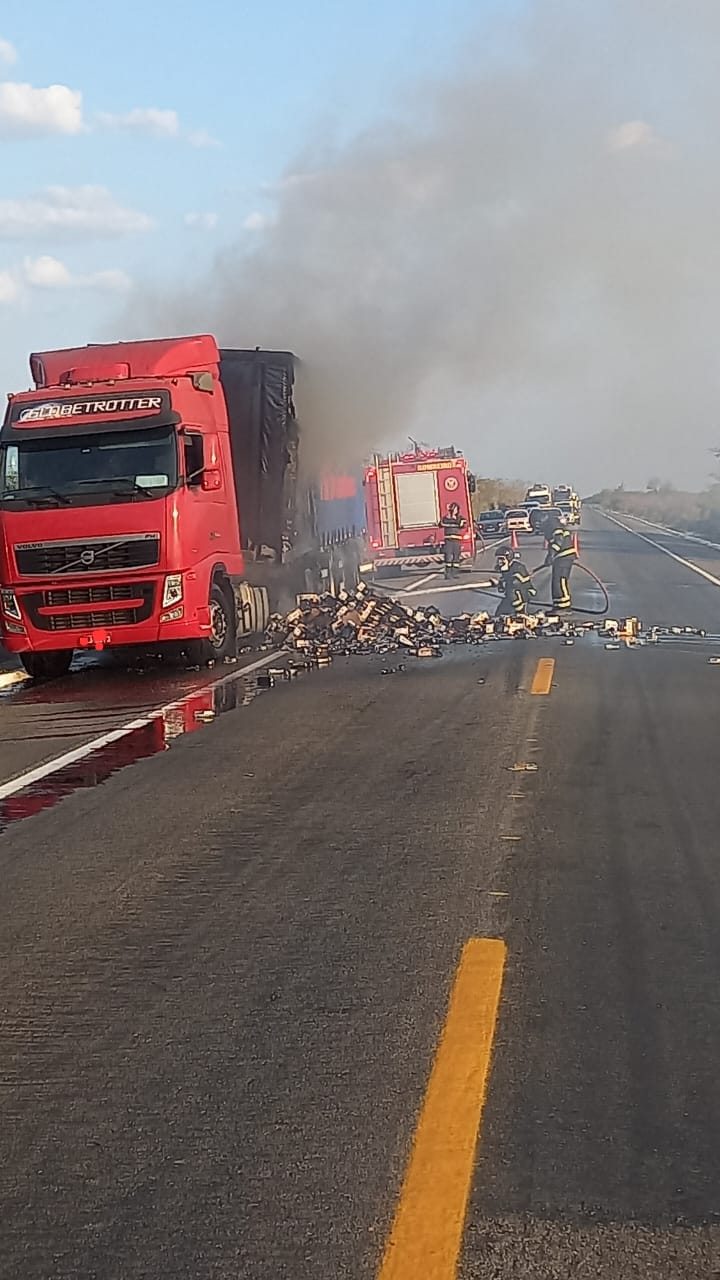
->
[470,560,610,617]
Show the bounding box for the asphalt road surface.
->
[2,508,720,1278]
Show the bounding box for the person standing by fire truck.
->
[439,501,466,578]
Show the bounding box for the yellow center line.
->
[377,938,506,1280]
[530,656,555,695]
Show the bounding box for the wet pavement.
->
[3,511,720,1278]
[0,526,716,840]
[0,669,276,834]
[0,650,282,826]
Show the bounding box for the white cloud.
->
[184,211,218,230]
[263,171,319,194]
[0,254,132,304]
[187,128,221,149]
[95,109,219,148]
[0,185,153,239]
[23,254,131,292]
[96,107,179,138]
[243,210,276,232]
[0,81,83,139]
[0,269,18,304]
[0,38,18,66]
[90,268,133,292]
[22,254,72,287]
[0,77,215,146]
[606,120,660,152]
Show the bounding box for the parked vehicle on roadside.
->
[524,484,552,507]
[0,336,367,679]
[505,508,532,533]
[557,501,578,525]
[531,506,562,535]
[364,447,476,572]
[475,510,507,538]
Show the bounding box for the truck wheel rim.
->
[210,600,228,647]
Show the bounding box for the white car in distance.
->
[504,508,532,533]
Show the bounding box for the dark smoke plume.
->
[121,1,720,490]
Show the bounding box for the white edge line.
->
[397,539,509,595]
[598,507,720,551]
[374,537,510,591]
[602,511,720,589]
[0,651,279,802]
[397,538,509,598]
[401,571,441,593]
[401,580,495,596]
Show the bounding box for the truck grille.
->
[23,582,155,633]
[45,584,139,607]
[47,609,138,632]
[15,534,160,576]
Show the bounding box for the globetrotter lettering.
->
[17,396,163,423]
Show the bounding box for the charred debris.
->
[257,583,702,682]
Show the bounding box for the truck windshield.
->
[0,426,178,509]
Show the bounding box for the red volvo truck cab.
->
[363,447,476,571]
[0,334,363,678]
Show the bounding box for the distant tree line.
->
[470,478,528,516]
[590,481,720,541]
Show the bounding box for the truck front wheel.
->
[208,582,236,660]
[20,650,73,681]
[184,582,236,666]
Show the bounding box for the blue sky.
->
[0,0,511,397]
[12,1,707,494]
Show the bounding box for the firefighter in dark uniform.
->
[544,512,577,610]
[494,549,536,616]
[439,501,465,578]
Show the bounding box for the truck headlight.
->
[162,573,183,608]
[1,588,21,621]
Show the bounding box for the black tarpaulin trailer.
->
[218,348,299,559]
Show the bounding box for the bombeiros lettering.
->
[17,396,163,423]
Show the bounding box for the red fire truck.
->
[363,447,476,571]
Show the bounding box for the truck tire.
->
[208,581,236,660]
[184,582,236,666]
[329,545,360,593]
[235,583,270,638]
[20,650,73,680]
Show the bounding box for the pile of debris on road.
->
[263,584,711,668]
[265,582,593,663]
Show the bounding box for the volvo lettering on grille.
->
[14,534,160,576]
